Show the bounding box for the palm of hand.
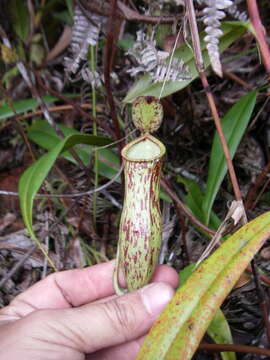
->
[0,261,178,360]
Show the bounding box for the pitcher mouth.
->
[121,134,166,162]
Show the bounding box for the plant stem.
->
[246,0,270,76]
[79,0,177,24]
[199,342,270,357]
[251,260,270,346]
[185,0,244,217]
[104,0,122,149]
[36,73,115,138]
[161,177,215,236]
[90,45,98,227]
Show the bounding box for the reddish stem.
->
[245,160,270,210]
[199,342,270,357]
[200,73,243,203]
[246,0,270,75]
[161,177,215,236]
[104,0,122,150]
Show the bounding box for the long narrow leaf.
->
[19,134,112,239]
[179,264,235,360]
[136,211,270,360]
[28,120,120,179]
[0,94,80,121]
[123,22,247,103]
[177,175,220,231]
[208,308,235,360]
[203,90,257,225]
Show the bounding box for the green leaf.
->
[179,263,196,286]
[179,264,236,360]
[9,0,30,42]
[203,90,257,225]
[123,22,247,103]
[177,176,220,230]
[2,66,19,90]
[65,0,74,18]
[0,95,75,121]
[136,211,270,360]
[208,309,236,360]
[19,134,113,239]
[28,120,120,180]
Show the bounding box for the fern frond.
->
[154,56,190,82]
[226,2,248,21]
[81,65,102,88]
[202,0,233,77]
[127,30,190,83]
[65,5,105,75]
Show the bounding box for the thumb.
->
[37,282,174,354]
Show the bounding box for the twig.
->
[246,265,270,286]
[199,342,270,356]
[0,82,36,162]
[248,96,270,130]
[251,260,270,345]
[0,200,82,288]
[104,0,122,149]
[185,0,245,221]
[161,177,215,236]
[0,163,123,198]
[36,74,115,138]
[79,0,176,24]
[0,27,87,170]
[251,176,270,210]
[0,245,36,288]
[245,160,270,210]
[17,104,94,120]
[223,71,253,91]
[246,0,270,76]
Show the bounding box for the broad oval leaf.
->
[136,211,270,360]
[123,22,247,103]
[19,134,113,239]
[202,90,257,225]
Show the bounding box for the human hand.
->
[0,260,178,360]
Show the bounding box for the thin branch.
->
[0,201,81,288]
[0,163,123,198]
[79,0,177,24]
[104,0,122,149]
[246,265,270,286]
[161,177,216,236]
[199,342,270,357]
[251,260,270,346]
[245,160,270,210]
[17,104,93,120]
[223,71,254,91]
[0,82,36,162]
[0,245,36,288]
[185,0,245,219]
[36,73,115,138]
[246,0,270,75]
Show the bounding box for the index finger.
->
[5,261,178,318]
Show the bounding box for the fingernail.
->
[140,282,174,316]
